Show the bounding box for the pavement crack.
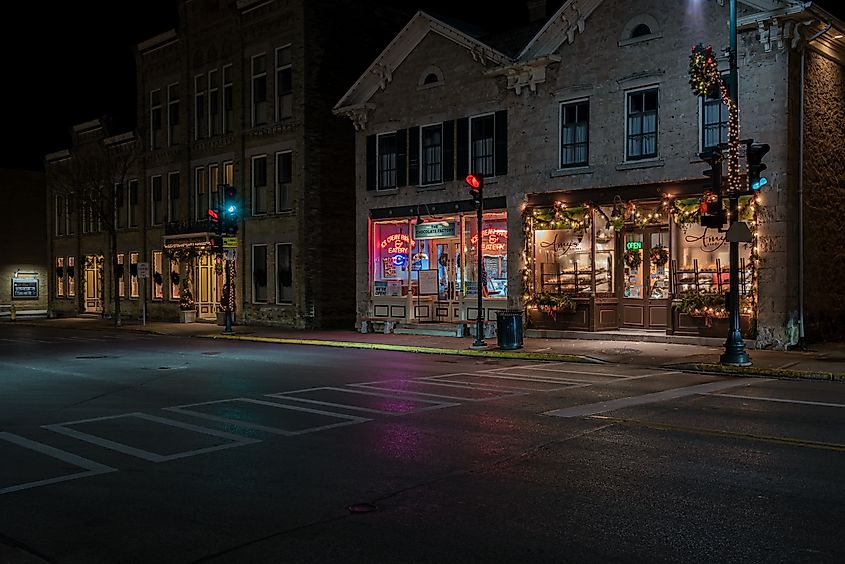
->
[0,530,55,563]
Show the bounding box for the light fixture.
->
[610,195,623,218]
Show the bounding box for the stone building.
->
[335,0,845,346]
[46,0,405,328]
[1,169,47,319]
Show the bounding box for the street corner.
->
[666,362,845,382]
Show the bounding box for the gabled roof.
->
[334,11,513,112]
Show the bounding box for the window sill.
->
[616,158,664,171]
[551,166,594,178]
[373,188,399,196]
[416,183,445,192]
[618,32,663,47]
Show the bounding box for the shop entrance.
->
[432,239,461,322]
[620,227,669,329]
[84,255,103,314]
[194,253,220,320]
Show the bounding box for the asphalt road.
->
[1,324,844,563]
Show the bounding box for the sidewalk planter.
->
[179,309,196,323]
[670,307,753,338]
[527,299,590,330]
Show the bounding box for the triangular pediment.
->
[334,11,512,114]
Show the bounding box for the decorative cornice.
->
[333,104,375,131]
[487,55,561,95]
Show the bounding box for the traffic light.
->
[699,149,722,195]
[222,185,238,235]
[700,199,727,229]
[747,142,770,192]
[465,173,483,208]
[208,207,221,235]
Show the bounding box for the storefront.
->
[367,199,509,327]
[162,235,222,321]
[525,182,757,337]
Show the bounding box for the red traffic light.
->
[208,208,219,220]
[465,173,482,189]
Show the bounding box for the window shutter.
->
[366,134,376,191]
[456,117,469,178]
[442,120,454,182]
[495,110,508,177]
[408,126,420,186]
[396,128,407,187]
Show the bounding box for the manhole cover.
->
[75,355,108,359]
[600,348,642,356]
[202,351,221,356]
[347,503,377,514]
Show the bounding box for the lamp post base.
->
[469,340,488,350]
[720,331,751,366]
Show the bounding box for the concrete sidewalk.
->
[5,316,845,381]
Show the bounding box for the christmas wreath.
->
[624,249,642,269]
[649,245,668,267]
[688,43,722,98]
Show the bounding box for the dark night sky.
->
[2,1,843,172]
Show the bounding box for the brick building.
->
[47,0,404,328]
[335,0,845,346]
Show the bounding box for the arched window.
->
[418,66,444,89]
[631,23,652,38]
[423,73,439,85]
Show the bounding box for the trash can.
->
[496,310,524,350]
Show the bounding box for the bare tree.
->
[47,127,140,327]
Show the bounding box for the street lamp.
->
[720,0,751,366]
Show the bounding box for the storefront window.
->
[673,222,752,295]
[463,213,507,298]
[534,228,592,295]
[67,257,76,297]
[623,233,644,298]
[56,257,64,297]
[372,221,411,297]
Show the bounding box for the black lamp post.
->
[466,173,486,349]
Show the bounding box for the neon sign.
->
[380,233,411,255]
[471,228,508,253]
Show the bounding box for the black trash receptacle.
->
[496,310,524,350]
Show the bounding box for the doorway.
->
[84,255,103,314]
[433,239,461,322]
[194,253,219,320]
[620,227,669,329]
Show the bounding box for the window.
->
[377,132,397,190]
[464,213,508,298]
[150,89,162,149]
[276,151,292,212]
[209,69,221,136]
[470,114,494,176]
[152,251,163,300]
[128,179,139,228]
[116,183,127,229]
[82,202,98,234]
[631,23,652,38]
[130,252,139,299]
[194,74,207,140]
[224,161,234,185]
[67,257,76,297]
[223,65,233,133]
[371,221,411,296]
[276,45,292,120]
[702,83,728,150]
[421,124,442,185]
[252,245,268,303]
[276,243,293,303]
[55,195,66,236]
[167,83,180,146]
[168,172,180,221]
[252,155,268,215]
[251,53,268,127]
[117,254,125,298]
[209,164,220,208]
[151,175,164,225]
[626,89,658,160]
[560,100,589,167]
[195,167,207,221]
[56,257,64,297]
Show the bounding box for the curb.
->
[669,362,845,382]
[202,334,604,364]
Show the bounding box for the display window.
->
[372,221,412,297]
[463,212,507,298]
[672,221,752,296]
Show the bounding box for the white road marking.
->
[165,398,370,435]
[43,412,260,462]
[544,379,758,418]
[0,432,116,495]
[266,386,457,415]
[349,379,527,401]
[425,372,581,391]
[705,393,845,409]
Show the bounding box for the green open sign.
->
[625,241,643,251]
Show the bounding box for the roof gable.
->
[334,11,512,116]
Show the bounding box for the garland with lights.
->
[530,202,591,231]
[689,43,721,97]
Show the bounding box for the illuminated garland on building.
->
[530,202,591,231]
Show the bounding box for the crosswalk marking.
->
[266,386,457,415]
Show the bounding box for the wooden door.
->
[620,228,669,329]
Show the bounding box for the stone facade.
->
[337,1,845,346]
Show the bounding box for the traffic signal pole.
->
[466,174,486,349]
[721,0,751,366]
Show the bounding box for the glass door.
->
[434,239,461,321]
[621,227,669,329]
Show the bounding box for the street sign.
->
[137,262,150,279]
[726,221,753,243]
[223,237,238,248]
[223,249,237,261]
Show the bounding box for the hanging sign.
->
[413,222,457,240]
[12,278,39,299]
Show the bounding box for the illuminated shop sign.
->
[380,233,411,255]
[413,222,457,240]
[471,228,508,253]
[625,241,643,251]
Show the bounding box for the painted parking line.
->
[544,379,757,418]
[425,373,582,392]
[266,387,457,416]
[0,432,116,495]
[350,379,527,402]
[44,412,260,462]
[166,398,370,436]
[705,392,845,409]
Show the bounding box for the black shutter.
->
[442,120,454,182]
[366,134,376,191]
[495,110,508,177]
[408,126,420,186]
[396,128,407,187]
[456,117,469,178]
